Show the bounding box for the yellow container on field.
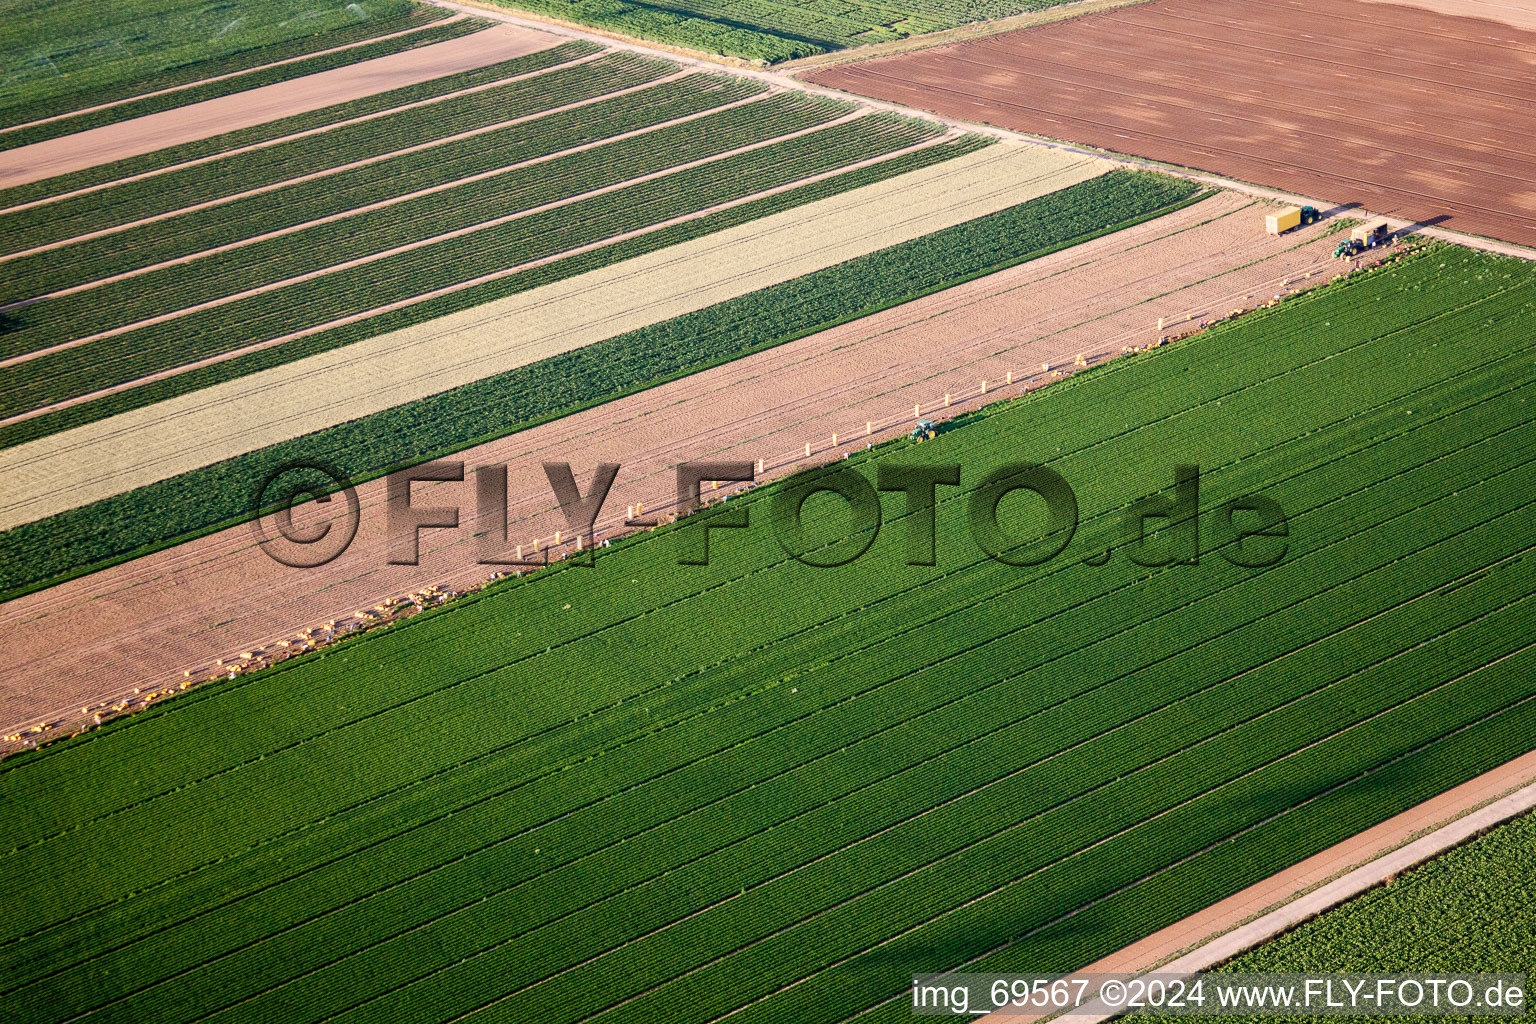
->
[1266,206,1302,235]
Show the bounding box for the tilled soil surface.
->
[804,0,1536,248]
[0,192,1354,749]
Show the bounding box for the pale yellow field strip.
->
[0,23,561,187]
[0,143,1104,531]
[0,16,472,136]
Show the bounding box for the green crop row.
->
[0,16,486,150]
[0,111,938,416]
[3,74,766,299]
[0,248,1533,1024]
[0,4,450,129]
[0,40,602,212]
[0,137,986,597]
[489,0,1067,62]
[0,48,662,254]
[0,89,836,353]
[0,0,422,113]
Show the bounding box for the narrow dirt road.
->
[0,23,559,187]
[0,193,1351,747]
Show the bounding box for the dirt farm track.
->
[806,0,1536,249]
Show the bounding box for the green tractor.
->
[909,419,938,441]
[1334,238,1363,259]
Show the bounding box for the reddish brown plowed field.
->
[0,192,1353,750]
[805,0,1536,248]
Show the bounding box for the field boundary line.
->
[978,762,1536,1023]
[0,16,473,135]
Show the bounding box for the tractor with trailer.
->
[1265,205,1321,235]
[1334,218,1393,259]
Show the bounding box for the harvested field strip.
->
[0,7,457,133]
[0,249,1532,1024]
[0,112,939,419]
[0,142,1104,543]
[0,70,729,285]
[0,40,602,213]
[0,17,490,151]
[0,88,831,356]
[0,23,566,189]
[804,0,1536,247]
[0,5,453,130]
[0,48,656,255]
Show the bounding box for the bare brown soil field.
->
[0,23,559,187]
[804,0,1536,248]
[0,191,1355,749]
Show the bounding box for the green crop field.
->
[0,168,1203,597]
[2,244,1533,1023]
[1136,811,1536,1024]
[0,0,430,117]
[492,0,1063,62]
